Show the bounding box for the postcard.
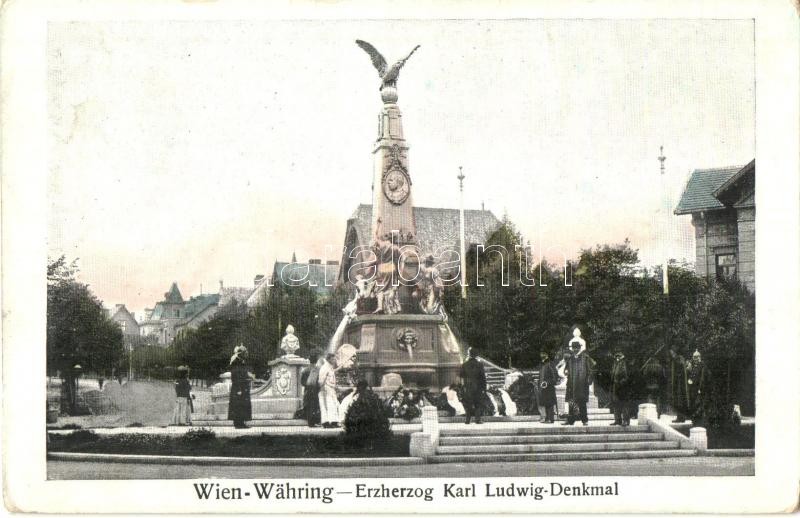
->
[2,0,798,513]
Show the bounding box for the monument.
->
[208,327,309,419]
[326,41,463,394]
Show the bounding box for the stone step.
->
[435,414,613,424]
[440,424,650,436]
[429,449,697,463]
[436,440,680,455]
[188,419,307,427]
[438,432,664,446]
[197,413,297,420]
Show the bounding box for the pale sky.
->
[47,19,755,316]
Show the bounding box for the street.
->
[48,456,753,479]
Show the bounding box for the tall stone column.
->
[372,98,417,247]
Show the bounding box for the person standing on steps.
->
[565,340,594,426]
[228,345,254,429]
[687,349,709,424]
[534,350,559,424]
[318,353,341,428]
[669,349,691,423]
[459,347,487,424]
[609,348,631,426]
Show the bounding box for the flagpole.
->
[659,146,670,295]
[458,166,467,299]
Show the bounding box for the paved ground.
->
[48,456,753,479]
[47,419,635,437]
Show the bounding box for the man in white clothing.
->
[318,353,341,428]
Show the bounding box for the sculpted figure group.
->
[348,217,445,317]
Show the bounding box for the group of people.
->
[457,341,600,426]
[226,346,344,429]
[530,338,601,427]
[172,333,711,429]
[299,353,343,428]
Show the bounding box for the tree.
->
[47,256,124,414]
[672,277,755,423]
[445,220,537,368]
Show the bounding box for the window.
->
[118,321,127,332]
[716,253,736,280]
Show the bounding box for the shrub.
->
[344,389,391,442]
[182,427,216,443]
[68,429,99,442]
[49,423,82,430]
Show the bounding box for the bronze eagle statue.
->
[356,40,420,91]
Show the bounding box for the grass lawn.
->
[48,429,410,458]
[677,423,755,449]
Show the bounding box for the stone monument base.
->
[208,355,309,419]
[339,313,463,393]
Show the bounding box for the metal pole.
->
[658,146,669,295]
[458,166,467,299]
[658,146,670,416]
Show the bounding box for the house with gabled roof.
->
[108,304,140,344]
[674,159,755,291]
[139,281,250,345]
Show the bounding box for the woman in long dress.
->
[300,355,323,427]
[228,345,253,429]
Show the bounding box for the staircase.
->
[476,356,514,388]
[430,424,696,463]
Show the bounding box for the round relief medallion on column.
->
[383,168,410,205]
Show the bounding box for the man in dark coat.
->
[565,341,594,426]
[459,347,487,424]
[610,349,631,426]
[687,350,709,422]
[534,351,559,423]
[228,345,253,429]
[669,350,691,423]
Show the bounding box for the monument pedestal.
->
[208,355,309,419]
[256,355,309,414]
[341,313,462,393]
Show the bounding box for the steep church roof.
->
[346,204,502,255]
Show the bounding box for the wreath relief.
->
[395,328,418,359]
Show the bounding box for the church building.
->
[337,204,502,284]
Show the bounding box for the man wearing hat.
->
[534,351,559,423]
[459,347,487,424]
[228,345,253,429]
[669,349,691,423]
[687,349,709,422]
[609,349,631,426]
